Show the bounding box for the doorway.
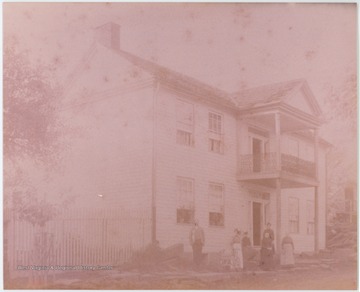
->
[252,138,262,172]
[252,202,262,246]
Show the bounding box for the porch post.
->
[275,113,282,253]
[314,128,319,252]
[275,112,281,172]
[151,81,160,243]
[276,179,282,253]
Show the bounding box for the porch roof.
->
[231,79,323,117]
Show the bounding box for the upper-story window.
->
[288,197,299,233]
[208,112,223,154]
[176,100,194,147]
[209,183,224,227]
[176,177,195,224]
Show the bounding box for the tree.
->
[325,71,357,135]
[4,42,61,164]
[3,38,68,288]
[323,71,357,224]
[3,39,64,224]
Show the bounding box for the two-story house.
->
[61,22,329,255]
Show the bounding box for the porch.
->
[237,152,318,188]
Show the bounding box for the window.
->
[307,200,314,235]
[209,183,224,226]
[176,177,194,224]
[288,197,299,233]
[177,100,194,147]
[208,112,223,153]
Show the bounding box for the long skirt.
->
[231,243,243,270]
[280,243,295,266]
[260,247,274,270]
[243,246,257,261]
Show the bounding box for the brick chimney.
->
[95,22,120,50]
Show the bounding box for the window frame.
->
[176,99,194,147]
[208,182,225,227]
[288,197,300,234]
[208,112,224,154]
[176,177,195,225]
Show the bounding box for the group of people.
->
[260,223,295,270]
[189,221,295,271]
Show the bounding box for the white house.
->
[61,22,330,255]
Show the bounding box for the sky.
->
[3,2,357,144]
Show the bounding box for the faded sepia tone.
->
[3,2,357,290]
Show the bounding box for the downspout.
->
[325,147,330,248]
[275,112,282,253]
[314,129,319,252]
[151,78,160,243]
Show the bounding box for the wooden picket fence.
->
[4,207,152,281]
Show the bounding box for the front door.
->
[253,202,262,246]
[252,138,262,172]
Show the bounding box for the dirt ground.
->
[7,248,358,290]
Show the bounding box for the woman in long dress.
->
[260,232,275,270]
[280,234,295,267]
[231,229,243,271]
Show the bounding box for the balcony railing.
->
[238,152,316,179]
[281,153,316,178]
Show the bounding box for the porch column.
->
[276,178,282,253]
[314,128,319,252]
[275,113,282,253]
[275,112,281,171]
[151,81,160,243]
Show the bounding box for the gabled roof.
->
[64,39,322,119]
[231,79,322,116]
[115,49,238,108]
[232,79,304,106]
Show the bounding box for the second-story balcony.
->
[238,152,318,188]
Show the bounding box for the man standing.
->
[189,220,205,267]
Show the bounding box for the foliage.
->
[324,71,357,224]
[12,187,58,227]
[4,41,61,164]
[325,72,357,135]
[4,39,63,226]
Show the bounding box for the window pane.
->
[209,113,222,134]
[177,100,194,147]
[177,177,194,224]
[209,138,221,153]
[209,183,224,226]
[177,130,192,146]
[289,197,299,233]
